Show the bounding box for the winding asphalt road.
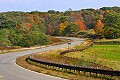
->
[0,37,84,80]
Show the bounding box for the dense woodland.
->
[0,6,120,47]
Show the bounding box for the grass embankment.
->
[65,45,120,70]
[33,50,109,69]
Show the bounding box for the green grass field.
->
[95,38,120,42]
[65,45,120,70]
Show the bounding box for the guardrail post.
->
[90,72,92,76]
[95,73,98,77]
[25,58,28,61]
[84,71,86,76]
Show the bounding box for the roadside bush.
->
[9,30,48,47]
[0,29,11,46]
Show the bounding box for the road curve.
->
[0,37,84,80]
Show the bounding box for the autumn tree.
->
[57,21,69,35]
[46,27,53,35]
[94,19,104,35]
[69,11,84,22]
[74,20,86,31]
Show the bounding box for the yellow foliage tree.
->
[59,21,68,31]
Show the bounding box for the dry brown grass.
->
[16,55,103,80]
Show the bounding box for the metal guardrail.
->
[27,56,120,76]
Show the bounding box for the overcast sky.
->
[0,0,120,12]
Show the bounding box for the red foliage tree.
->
[70,11,84,21]
[47,27,53,34]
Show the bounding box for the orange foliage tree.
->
[94,19,104,34]
[74,20,86,31]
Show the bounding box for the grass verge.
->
[65,45,120,70]
[33,50,110,70]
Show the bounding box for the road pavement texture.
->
[0,37,84,80]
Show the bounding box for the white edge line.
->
[14,61,66,80]
[0,75,3,78]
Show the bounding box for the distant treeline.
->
[0,6,120,47]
